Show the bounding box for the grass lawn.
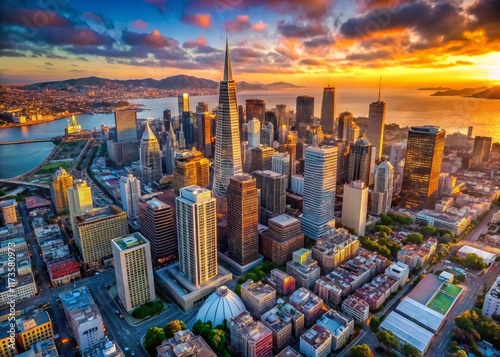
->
[428,292,455,314]
[441,283,462,297]
[38,160,73,175]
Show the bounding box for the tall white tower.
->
[120,174,141,219]
[371,159,394,215]
[247,117,261,149]
[342,181,368,236]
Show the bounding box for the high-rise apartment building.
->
[227,174,259,266]
[247,118,261,149]
[472,136,492,166]
[114,110,137,142]
[119,174,140,219]
[301,146,337,240]
[483,276,500,318]
[320,86,336,134]
[73,205,129,264]
[139,195,177,264]
[261,214,304,267]
[213,37,243,196]
[366,98,386,160]
[348,135,372,186]
[296,96,314,126]
[253,170,287,220]
[178,93,189,116]
[112,233,155,312]
[342,181,368,236]
[50,167,73,215]
[246,99,266,123]
[401,126,445,209]
[140,121,162,186]
[276,104,287,128]
[371,159,394,215]
[176,186,217,287]
[251,145,274,172]
[173,149,210,195]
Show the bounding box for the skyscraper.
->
[271,152,291,181]
[139,195,177,264]
[50,167,73,214]
[337,111,358,143]
[114,110,137,142]
[261,122,274,147]
[251,146,274,172]
[164,123,178,175]
[213,36,243,196]
[348,135,372,186]
[247,118,261,149]
[67,179,93,234]
[301,146,338,240]
[119,174,141,219]
[371,159,394,215]
[140,121,163,186]
[227,174,259,266]
[253,170,287,221]
[472,136,492,166]
[401,126,445,209]
[342,181,368,236]
[320,86,336,134]
[173,149,210,195]
[112,233,155,312]
[176,186,217,287]
[366,83,386,160]
[194,111,212,158]
[296,96,314,126]
[276,104,287,128]
[178,93,189,116]
[246,99,266,123]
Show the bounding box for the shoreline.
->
[0,111,82,130]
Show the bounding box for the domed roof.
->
[196,286,246,327]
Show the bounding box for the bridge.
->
[0,138,55,146]
[0,179,49,189]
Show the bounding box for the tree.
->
[376,225,392,235]
[438,233,453,244]
[208,328,226,352]
[464,253,487,270]
[406,233,424,245]
[164,320,186,338]
[380,214,395,226]
[420,225,436,238]
[144,327,166,356]
[193,320,212,340]
[455,350,468,357]
[350,344,375,357]
[369,316,381,331]
[402,343,421,357]
[376,329,398,349]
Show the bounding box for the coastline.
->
[0,111,82,130]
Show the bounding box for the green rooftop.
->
[113,233,147,251]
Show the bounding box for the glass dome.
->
[195,286,246,327]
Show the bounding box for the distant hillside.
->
[469,86,500,99]
[26,75,301,91]
[418,87,451,90]
[430,87,488,96]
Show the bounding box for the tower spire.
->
[223,34,233,82]
[378,75,382,102]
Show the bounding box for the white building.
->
[272,152,291,179]
[316,309,354,351]
[119,174,141,219]
[176,186,217,287]
[457,245,496,265]
[247,117,261,149]
[300,324,332,357]
[371,160,394,215]
[112,233,155,312]
[385,261,410,287]
[341,181,368,236]
[291,175,304,196]
[483,276,500,318]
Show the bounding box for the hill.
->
[469,86,500,99]
[430,87,488,96]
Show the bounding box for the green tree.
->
[193,320,212,339]
[369,316,381,331]
[464,253,487,270]
[455,350,468,357]
[234,284,241,297]
[144,327,166,356]
[376,225,392,235]
[350,344,375,357]
[402,343,421,357]
[438,233,453,244]
[0,189,6,196]
[164,320,186,338]
[380,214,395,226]
[208,328,226,352]
[406,233,424,245]
[377,329,399,349]
[420,225,436,238]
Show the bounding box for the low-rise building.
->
[261,300,305,352]
[241,280,276,319]
[299,325,332,357]
[156,330,215,357]
[316,309,353,351]
[457,245,496,265]
[276,346,302,357]
[385,261,410,287]
[415,209,471,236]
[341,295,369,322]
[483,275,500,318]
[228,311,273,357]
[18,339,58,357]
[268,269,296,296]
[15,310,54,351]
[0,237,27,257]
[47,258,80,286]
[311,229,359,275]
[289,288,324,328]
[397,239,437,268]
[286,249,321,290]
[0,253,37,308]
[353,274,399,311]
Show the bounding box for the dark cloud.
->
[122,30,178,48]
[300,58,325,65]
[0,8,73,28]
[345,50,392,61]
[468,0,500,41]
[277,20,328,38]
[45,61,53,66]
[82,12,115,29]
[303,36,335,48]
[225,16,251,31]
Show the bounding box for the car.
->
[119,314,124,319]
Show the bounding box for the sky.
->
[0,0,499,87]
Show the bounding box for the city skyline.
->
[1,0,499,86]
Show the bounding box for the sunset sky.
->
[1,0,499,86]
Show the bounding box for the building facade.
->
[50,167,73,214]
[371,160,394,215]
[320,86,336,135]
[139,121,163,186]
[341,181,368,236]
[119,174,140,219]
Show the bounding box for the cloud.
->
[468,0,500,41]
[252,21,267,31]
[32,28,114,46]
[345,50,392,61]
[300,58,326,66]
[303,36,335,48]
[277,20,328,38]
[0,8,73,28]
[130,19,149,30]
[122,30,178,48]
[183,36,221,54]
[82,12,114,29]
[45,61,53,66]
[181,13,212,28]
[226,16,251,31]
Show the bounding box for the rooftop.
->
[317,310,352,337]
[83,338,124,357]
[16,310,51,332]
[0,199,15,207]
[112,232,148,251]
[396,298,445,333]
[301,325,331,349]
[276,347,302,357]
[47,258,80,279]
[75,205,124,223]
[407,274,445,305]
[241,280,275,298]
[156,330,216,357]
[59,287,101,327]
[458,245,496,261]
[269,214,300,227]
[380,312,434,353]
[18,338,58,357]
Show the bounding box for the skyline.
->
[1,0,499,86]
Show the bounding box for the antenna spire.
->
[378,75,382,102]
[223,33,233,81]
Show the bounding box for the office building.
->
[139,195,177,264]
[227,174,259,266]
[348,135,372,186]
[173,149,210,195]
[247,117,261,149]
[342,181,368,236]
[320,86,336,134]
[246,99,266,123]
[253,170,287,219]
[114,110,137,142]
[268,269,296,295]
[180,111,194,148]
[296,96,314,126]
[67,180,93,217]
[213,37,243,196]
[83,338,124,357]
[276,104,287,128]
[0,253,37,308]
[301,146,337,240]
[112,233,155,312]
[0,199,17,224]
[337,111,358,143]
[261,301,305,353]
[286,249,321,291]
[366,93,386,160]
[119,174,140,219]
[311,229,359,275]
[50,167,73,214]
[164,123,178,175]
[261,122,274,147]
[261,214,304,267]
[229,312,273,357]
[401,126,445,209]
[60,287,104,351]
[241,280,276,319]
[316,309,353,351]
[272,152,291,181]
[371,159,394,215]
[0,328,17,357]
[483,276,500,317]
[300,324,332,357]
[140,121,163,186]
[252,146,274,172]
[176,186,217,287]
[472,136,492,166]
[341,295,369,322]
[15,311,54,351]
[19,339,59,357]
[106,140,140,169]
[73,205,128,265]
[156,330,215,357]
[177,93,189,116]
[194,111,212,158]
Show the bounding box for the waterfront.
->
[1,87,499,179]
